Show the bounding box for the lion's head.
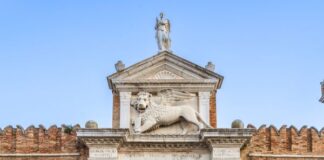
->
[131,91,152,113]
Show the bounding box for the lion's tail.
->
[195,112,212,128]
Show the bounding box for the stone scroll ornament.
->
[155,12,171,51]
[131,90,211,134]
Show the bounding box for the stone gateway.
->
[1,13,324,160]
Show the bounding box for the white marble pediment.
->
[107,51,224,92]
[109,52,223,80]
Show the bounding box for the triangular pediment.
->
[107,51,224,91]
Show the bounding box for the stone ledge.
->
[77,128,129,137]
[0,153,80,157]
[77,128,255,144]
[249,153,324,158]
[201,128,255,137]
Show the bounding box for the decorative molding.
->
[127,133,200,142]
[205,137,248,146]
[121,142,208,151]
[148,70,184,79]
[113,81,217,93]
[81,137,124,146]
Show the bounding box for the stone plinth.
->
[77,128,254,160]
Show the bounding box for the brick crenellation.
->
[245,124,324,154]
[0,124,87,157]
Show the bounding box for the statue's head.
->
[160,12,164,19]
[131,92,152,112]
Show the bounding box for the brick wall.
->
[112,94,120,128]
[242,125,324,160]
[209,91,217,128]
[0,125,87,160]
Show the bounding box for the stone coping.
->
[77,128,255,143]
[112,79,218,84]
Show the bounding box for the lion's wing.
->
[158,89,195,105]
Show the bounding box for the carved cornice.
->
[205,137,247,146]
[120,142,208,151]
[78,128,129,147]
[77,128,255,150]
[81,137,124,146]
[201,128,255,149]
[200,128,255,137]
[77,128,129,137]
[127,134,201,142]
[114,82,217,92]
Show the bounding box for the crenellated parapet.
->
[242,124,324,160]
[0,124,87,159]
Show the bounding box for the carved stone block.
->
[89,146,118,160]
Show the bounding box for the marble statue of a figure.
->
[155,12,171,51]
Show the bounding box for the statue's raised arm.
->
[155,12,171,52]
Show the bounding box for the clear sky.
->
[0,1,323,129]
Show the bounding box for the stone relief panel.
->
[130,90,211,134]
[147,70,184,79]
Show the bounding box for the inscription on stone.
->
[89,147,117,158]
[212,148,240,160]
[119,152,210,160]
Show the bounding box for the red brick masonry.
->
[0,125,87,160]
[209,91,217,128]
[112,94,120,128]
[242,124,324,160]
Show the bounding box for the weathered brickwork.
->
[242,125,324,160]
[112,94,120,128]
[0,125,87,160]
[209,91,217,128]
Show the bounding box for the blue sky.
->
[0,1,323,129]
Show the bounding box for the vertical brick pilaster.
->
[112,94,120,128]
[209,91,217,128]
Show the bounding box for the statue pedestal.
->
[78,128,254,160]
